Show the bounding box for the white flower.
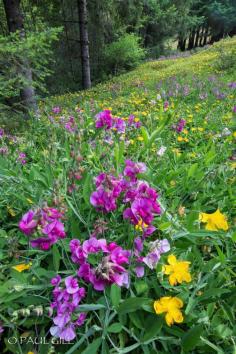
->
[157,146,167,156]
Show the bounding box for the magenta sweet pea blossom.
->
[19,206,66,250]
[70,237,130,291]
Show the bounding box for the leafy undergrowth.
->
[0,37,235,354]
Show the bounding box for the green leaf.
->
[107,322,123,333]
[140,126,150,146]
[181,325,204,352]
[82,172,93,207]
[52,244,60,272]
[142,315,163,342]
[187,163,198,179]
[78,304,106,311]
[118,297,151,314]
[110,284,121,308]
[81,338,102,354]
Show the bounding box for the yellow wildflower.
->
[7,206,16,217]
[154,296,184,326]
[12,263,32,272]
[199,209,229,231]
[177,136,184,142]
[233,132,236,138]
[135,219,148,232]
[162,255,191,286]
[137,136,144,141]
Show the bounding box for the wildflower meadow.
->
[0,37,236,354]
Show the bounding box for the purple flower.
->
[51,275,61,286]
[76,313,87,326]
[173,119,186,133]
[143,239,170,269]
[71,238,130,291]
[113,118,126,133]
[95,110,113,129]
[52,106,61,114]
[65,276,79,294]
[135,266,145,278]
[50,276,86,341]
[19,210,38,235]
[124,160,146,181]
[19,206,66,250]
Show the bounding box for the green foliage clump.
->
[213,45,236,72]
[0,27,61,121]
[104,34,146,75]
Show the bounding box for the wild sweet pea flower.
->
[123,181,161,236]
[172,119,186,133]
[90,173,124,212]
[142,239,170,269]
[162,255,191,286]
[0,147,8,155]
[123,160,147,182]
[17,152,27,165]
[70,238,130,291]
[19,207,66,250]
[95,110,113,129]
[157,146,167,156]
[50,276,86,341]
[154,297,184,326]
[19,210,38,235]
[199,209,229,231]
[52,106,61,114]
[113,118,126,133]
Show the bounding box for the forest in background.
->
[0,0,236,127]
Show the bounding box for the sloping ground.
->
[48,36,236,109]
[0,37,235,354]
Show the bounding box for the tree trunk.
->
[3,0,37,113]
[194,27,200,48]
[188,30,195,50]
[178,37,186,51]
[203,25,209,46]
[78,0,91,89]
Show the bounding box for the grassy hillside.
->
[0,37,235,354]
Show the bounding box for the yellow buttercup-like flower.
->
[162,255,191,286]
[199,209,229,231]
[12,263,32,272]
[154,296,184,326]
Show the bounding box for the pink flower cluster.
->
[95,110,141,134]
[70,237,130,291]
[172,119,186,133]
[19,207,66,250]
[90,173,126,212]
[90,160,161,237]
[17,152,27,165]
[50,275,86,341]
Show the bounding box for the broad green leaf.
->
[52,244,60,271]
[181,325,204,352]
[107,322,123,333]
[118,297,151,314]
[78,304,106,311]
[81,338,102,354]
[142,315,163,342]
[110,284,121,308]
